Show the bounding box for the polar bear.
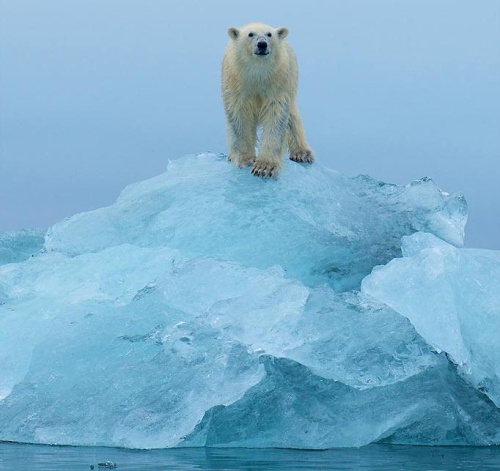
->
[222,22,314,178]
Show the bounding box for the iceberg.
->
[0,153,498,449]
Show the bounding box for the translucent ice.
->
[0,229,45,265]
[0,153,498,449]
[362,232,500,407]
[43,153,467,290]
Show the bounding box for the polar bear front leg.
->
[252,101,289,178]
[226,108,257,168]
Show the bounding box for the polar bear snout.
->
[254,38,270,56]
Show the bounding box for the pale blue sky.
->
[1,1,499,248]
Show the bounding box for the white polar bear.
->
[222,22,314,178]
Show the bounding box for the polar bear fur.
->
[222,22,314,178]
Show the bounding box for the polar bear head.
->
[227,22,289,58]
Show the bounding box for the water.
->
[1,442,499,470]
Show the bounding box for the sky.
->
[1,0,499,249]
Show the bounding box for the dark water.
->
[1,442,499,471]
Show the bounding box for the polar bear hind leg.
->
[287,102,314,163]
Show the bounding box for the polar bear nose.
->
[257,41,268,50]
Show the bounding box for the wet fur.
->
[222,22,314,178]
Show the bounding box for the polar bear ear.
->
[276,27,289,39]
[228,27,240,40]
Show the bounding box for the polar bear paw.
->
[290,149,314,163]
[228,154,255,168]
[229,153,255,168]
[251,160,281,178]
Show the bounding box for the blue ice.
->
[0,153,498,449]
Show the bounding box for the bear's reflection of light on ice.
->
[222,22,314,178]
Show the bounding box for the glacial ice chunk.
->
[183,355,500,448]
[43,153,467,291]
[362,232,500,407]
[0,153,497,449]
[0,229,45,265]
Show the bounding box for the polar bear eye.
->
[248,33,254,37]
[266,33,272,37]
